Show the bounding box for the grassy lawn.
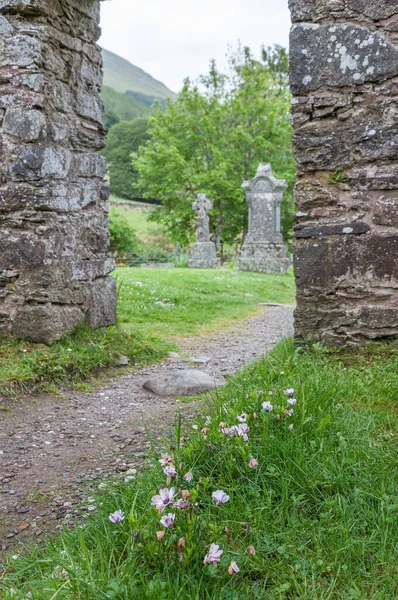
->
[116,267,295,339]
[3,340,397,599]
[0,268,295,395]
[110,198,166,243]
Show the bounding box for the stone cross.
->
[243,163,287,244]
[192,193,213,243]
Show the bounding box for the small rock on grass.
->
[116,355,130,367]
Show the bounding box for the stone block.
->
[3,108,46,141]
[189,242,220,269]
[290,24,398,95]
[238,242,290,275]
[86,277,117,328]
[13,304,85,343]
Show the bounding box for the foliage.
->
[108,208,140,256]
[134,45,295,248]
[103,119,151,199]
[101,86,152,127]
[3,340,398,599]
[328,169,350,185]
[0,324,171,397]
[115,267,295,339]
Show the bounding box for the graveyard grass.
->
[2,339,398,599]
[0,268,295,395]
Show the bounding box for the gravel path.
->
[0,306,293,552]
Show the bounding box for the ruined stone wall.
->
[0,0,116,343]
[289,0,398,345]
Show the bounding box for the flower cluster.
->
[108,383,299,577]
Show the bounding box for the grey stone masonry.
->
[0,0,116,343]
[189,194,220,268]
[238,164,290,275]
[289,0,398,345]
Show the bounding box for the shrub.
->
[109,209,140,256]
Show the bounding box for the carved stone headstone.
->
[290,0,398,345]
[237,164,290,274]
[189,194,220,268]
[0,0,116,343]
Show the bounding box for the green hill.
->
[102,48,177,100]
[101,85,152,127]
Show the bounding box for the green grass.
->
[0,268,294,395]
[110,201,161,238]
[0,324,172,397]
[115,267,295,339]
[2,340,397,599]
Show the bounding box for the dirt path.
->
[0,306,293,552]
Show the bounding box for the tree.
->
[102,118,150,199]
[133,45,295,250]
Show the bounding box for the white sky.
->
[99,0,291,93]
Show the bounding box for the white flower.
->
[262,401,273,412]
[160,513,175,528]
[151,487,175,513]
[212,490,230,506]
[204,543,223,565]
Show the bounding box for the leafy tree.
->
[133,45,295,250]
[102,118,150,199]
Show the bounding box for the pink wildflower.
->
[203,543,223,565]
[284,388,296,397]
[236,423,250,441]
[159,453,174,467]
[151,487,175,513]
[289,423,294,431]
[262,401,273,412]
[249,458,258,468]
[212,490,230,506]
[173,499,190,509]
[160,513,175,528]
[109,510,125,523]
[237,413,247,423]
[183,471,193,482]
[287,398,297,407]
[228,561,240,575]
[156,531,165,541]
[163,465,177,479]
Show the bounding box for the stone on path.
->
[189,356,211,364]
[143,370,226,397]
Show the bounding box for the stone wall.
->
[289,0,398,345]
[0,0,116,343]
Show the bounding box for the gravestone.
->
[189,194,220,268]
[0,0,116,343]
[238,164,290,274]
[289,0,398,345]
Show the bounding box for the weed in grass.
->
[3,339,398,599]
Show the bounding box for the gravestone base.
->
[189,242,220,269]
[238,242,290,275]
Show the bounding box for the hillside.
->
[102,48,177,100]
[101,86,152,126]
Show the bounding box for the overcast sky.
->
[100,0,291,93]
